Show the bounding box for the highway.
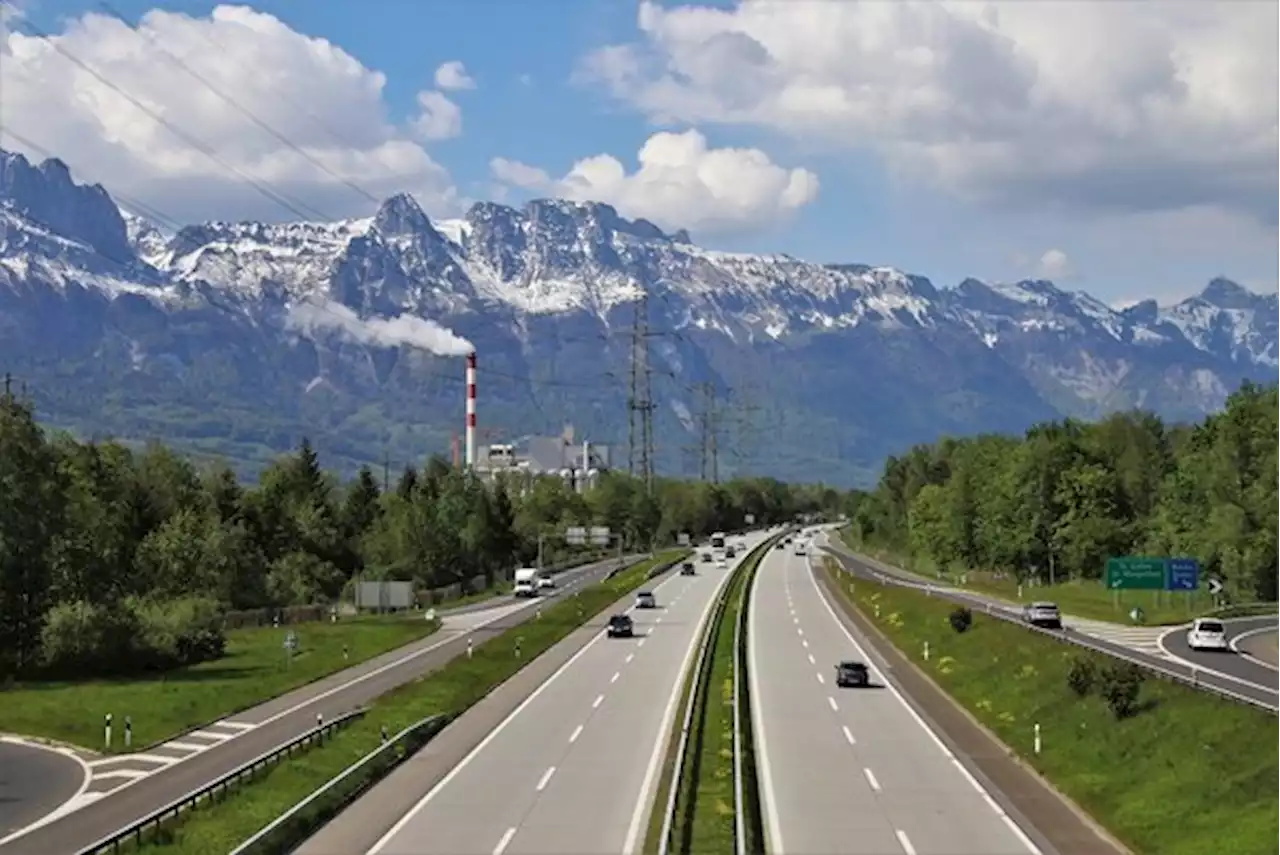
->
[363,533,770,855]
[818,532,1280,710]
[0,554,639,855]
[748,544,1041,855]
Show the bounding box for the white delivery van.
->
[513,567,539,598]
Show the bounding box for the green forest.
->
[0,388,845,681]
[849,382,1278,602]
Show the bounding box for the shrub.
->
[1099,662,1145,719]
[948,606,974,633]
[1066,655,1099,697]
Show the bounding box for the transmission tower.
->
[627,287,657,491]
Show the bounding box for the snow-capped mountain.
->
[1,148,1275,484]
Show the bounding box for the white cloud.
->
[1036,249,1073,280]
[584,1,1278,225]
[491,129,818,235]
[0,5,462,224]
[434,60,475,91]
[411,90,463,141]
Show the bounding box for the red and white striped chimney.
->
[465,351,477,469]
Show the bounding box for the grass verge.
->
[130,549,689,854]
[838,528,1204,626]
[658,534,777,855]
[821,560,1279,855]
[0,617,440,752]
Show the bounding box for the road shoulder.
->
[813,567,1131,855]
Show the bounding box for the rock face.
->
[1,148,1275,484]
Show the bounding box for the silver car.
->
[636,591,657,609]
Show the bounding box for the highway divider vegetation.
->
[821,560,1279,855]
[0,388,846,734]
[130,549,689,854]
[845,382,1277,622]
[654,533,778,855]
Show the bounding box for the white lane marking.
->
[793,616,799,624]
[749,547,786,855]
[842,725,856,745]
[863,767,882,792]
[806,560,1043,854]
[92,769,149,780]
[86,753,174,768]
[797,627,804,637]
[164,741,211,753]
[626,653,635,664]
[623,536,762,855]
[493,827,517,855]
[218,721,256,731]
[1230,625,1280,673]
[828,696,839,712]
[611,671,621,683]
[536,766,556,791]
[802,639,809,649]
[638,639,646,648]
[816,672,825,685]
[656,616,663,624]
[569,724,584,744]
[593,694,605,709]
[895,829,918,855]
[807,653,816,664]
[369,562,691,855]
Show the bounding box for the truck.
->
[513,567,539,598]
[710,531,726,550]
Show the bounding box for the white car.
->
[1186,618,1229,651]
[536,576,555,590]
[716,558,728,569]
[636,591,657,609]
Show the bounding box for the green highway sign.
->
[1105,557,1167,590]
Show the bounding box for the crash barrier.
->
[77,708,367,855]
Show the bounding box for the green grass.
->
[664,536,773,855]
[839,528,1202,626]
[821,561,1279,855]
[0,617,441,752]
[130,549,690,854]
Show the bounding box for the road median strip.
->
[818,558,1278,855]
[647,532,782,855]
[121,550,688,854]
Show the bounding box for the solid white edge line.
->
[1156,624,1280,690]
[0,740,93,846]
[806,547,1044,855]
[749,545,786,855]
[1229,625,1280,672]
[368,561,688,855]
[492,826,517,855]
[622,535,765,855]
[863,767,881,792]
[895,828,918,855]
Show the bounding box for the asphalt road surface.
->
[365,533,770,855]
[818,532,1279,710]
[0,554,639,855]
[748,546,1042,855]
[0,741,86,841]
[1159,616,1280,689]
[1234,626,1279,667]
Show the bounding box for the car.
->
[680,562,696,576]
[775,541,785,550]
[1022,602,1063,629]
[636,591,657,609]
[716,558,728,569]
[607,614,634,638]
[1186,618,1229,651]
[700,552,713,563]
[793,544,807,556]
[536,576,555,590]
[835,661,870,688]
[725,546,737,559]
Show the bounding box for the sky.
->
[0,0,1276,306]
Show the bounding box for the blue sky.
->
[8,0,1278,306]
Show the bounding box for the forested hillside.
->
[0,384,843,680]
[848,382,1278,602]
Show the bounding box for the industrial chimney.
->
[465,352,477,469]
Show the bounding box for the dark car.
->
[835,661,870,688]
[725,547,737,559]
[607,614,634,638]
[681,562,696,576]
[775,541,785,549]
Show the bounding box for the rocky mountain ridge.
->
[1,147,1275,484]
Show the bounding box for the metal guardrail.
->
[229,713,450,855]
[658,529,789,855]
[824,551,1278,715]
[76,708,368,855]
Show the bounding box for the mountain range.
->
[1,148,1275,486]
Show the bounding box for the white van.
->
[513,568,539,598]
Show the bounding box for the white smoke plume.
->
[285,299,473,356]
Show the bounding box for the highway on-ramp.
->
[361,533,770,855]
[1159,616,1279,688]
[817,532,1279,710]
[0,554,637,855]
[0,740,87,841]
[748,545,1043,855]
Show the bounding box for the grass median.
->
[131,549,688,854]
[0,616,441,752]
[655,535,775,855]
[821,560,1279,855]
